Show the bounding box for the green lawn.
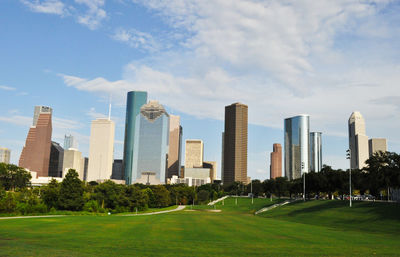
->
[0,198,399,256]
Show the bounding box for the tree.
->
[197,190,209,204]
[58,169,84,211]
[126,185,148,211]
[149,185,170,207]
[41,179,60,209]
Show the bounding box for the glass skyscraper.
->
[123,91,148,185]
[131,101,169,185]
[310,132,322,172]
[284,114,310,180]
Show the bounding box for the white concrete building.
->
[62,148,84,180]
[87,118,115,182]
[185,139,203,168]
[0,147,11,164]
[369,138,387,157]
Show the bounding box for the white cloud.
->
[0,85,16,91]
[20,0,66,15]
[112,28,160,52]
[0,115,32,127]
[87,107,108,120]
[75,0,107,30]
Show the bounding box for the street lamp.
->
[346,149,352,207]
[302,162,305,202]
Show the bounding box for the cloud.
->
[75,0,107,30]
[20,0,66,15]
[0,114,82,131]
[86,107,108,119]
[0,115,32,127]
[112,28,160,52]
[0,85,16,91]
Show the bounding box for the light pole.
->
[251,180,253,204]
[346,149,352,208]
[302,162,305,202]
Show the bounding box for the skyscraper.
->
[19,106,52,177]
[63,148,84,180]
[0,148,11,164]
[270,143,282,179]
[203,161,217,182]
[369,138,387,156]
[167,115,182,179]
[131,101,169,185]
[48,141,64,177]
[223,103,248,185]
[64,134,77,150]
[123,91,148,184]
[87,118,115,182]
[310,132,322,172]
[348,111,369,169]
[185,139,204,169]
[284,114,310,180]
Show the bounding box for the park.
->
[1,197,399,256]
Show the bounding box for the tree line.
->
[1,151,399,214]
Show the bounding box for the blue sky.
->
[1,0,400,180]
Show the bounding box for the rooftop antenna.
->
[108,94,112,121]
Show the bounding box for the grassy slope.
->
[0,198,399,256]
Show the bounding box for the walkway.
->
[0,206,186,220]
[254,200,297,215]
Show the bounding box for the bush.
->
[83,200,100,213]
[0,192,16,213]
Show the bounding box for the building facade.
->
[222,103,248,185]
[348,111,369,169]
[112,159,123,180]
[270,143,282,179]
[123,91,148,185]
[203,161,217,182]
[185,139,204,169]
[130,101,169,185]
[0,148,11,164]
[310,132,322,172]
[369,138,387,157]
[62,148,84,180]
[48,141,64,177]
[284,115,310,180]
[87,118,115,182]
[19,106,52,177]
[167,115,182,179]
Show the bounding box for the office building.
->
[0,148,11,164]
[131,101,169,185]
[270,143,282,179]
[62,148,84,180]
[369,138,387,156]
[87,118,115,182]
[310,132,322,172]
[185,139,204,168]
[203,161,217,182]
[123,91,148,185]
[112,159,123,180]
[222,103,248,184]
[167,115,182,179]
[170,175,210,186]
[284,114,310,180]
[64,134,77,150]
[48,141,64,177]
[348,111,369,169]
[19,106,52,177]
[83,157,89,181]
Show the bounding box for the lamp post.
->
[346,149,352,208]
[302,162,305,202]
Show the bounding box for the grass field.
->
[0,198,399,256]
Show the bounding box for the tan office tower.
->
[87,118,115,182]
[19,106,52,177]
[369,138,387,156]
[0,148,11,164]
[348,111,369,169]
[185,139,204,168]
[203,161,217,182]
[167,115,182,178]
[270,143,282,179]
[223,103,248,184]
[62,148,84,180]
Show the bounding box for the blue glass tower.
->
[132,101,169,185]
[123,91,147,185]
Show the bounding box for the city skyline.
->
[1,1,400,180]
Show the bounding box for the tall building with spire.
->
[87,118,115,182]
[131,101,169,185]
[64,134,77,150]
[348,111,369,169]
[284,114,310,180]
[123,91,148,184]
[270,143,282,179]
[222,103,248,185]
[19,106,52,177]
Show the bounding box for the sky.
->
[1,0,400,181]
